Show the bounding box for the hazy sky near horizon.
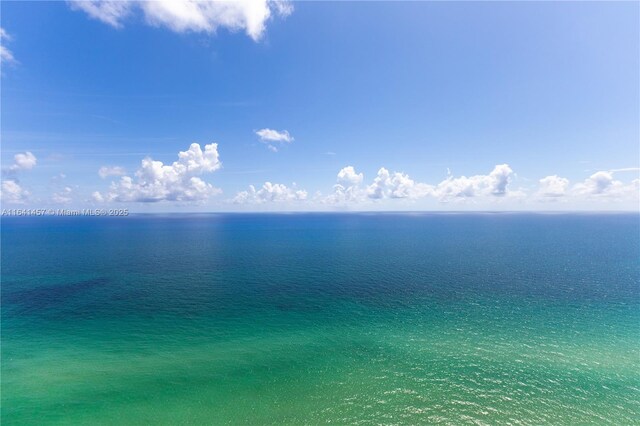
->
[1,0,638,211]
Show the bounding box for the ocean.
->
[2,213,639,424]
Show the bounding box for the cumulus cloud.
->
[337,166,363,187]
[9,151,37,171]
[98,165,126,179]
[232,181,307,204]
[488,164,513,196]
[255,128,294,152]
[94,142,222,202]
[367,167,432,199]
[1,152,37,203]
[52,186,74,204]
[573,171,639,198]
[537,175,570,197]
[324,163,519,204]
[0,180,29,204]
[0,27,16,65]
[326,166,365,204]
[434,164,515,200]
[68,0,293,41]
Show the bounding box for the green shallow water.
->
[2,214,639,424]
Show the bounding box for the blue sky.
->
[1,1,638,211]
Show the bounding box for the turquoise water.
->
[2,213,639,424]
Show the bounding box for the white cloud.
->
[0,27,16,65]
[68,0,292,41]
[434,164,515,200]
[574,171,617,196]
[255,128,294,152]
[9,151,37,171]
[255,128,293,143]
[609,167,640,173]
[94,142,222,202]
[367,167,432,199]
[1,152,36,203]
[534,170,638,203]
[573,171,638,198]
[91,191,105,203]
[98,165,126,179]
[329,184,361,204]
[337,166,363,187]
[327,166,436,204]
[537,175,570,197]
[324,164,519,205]
[68,1,133,28]
[52,186,74,204]
[225,163,637,210]
[0,47,15,64]
[232,181,307,204]
[270,0,293,17]
[1,180,29,204]
[487,164,513,196]
[326,166,365,204]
